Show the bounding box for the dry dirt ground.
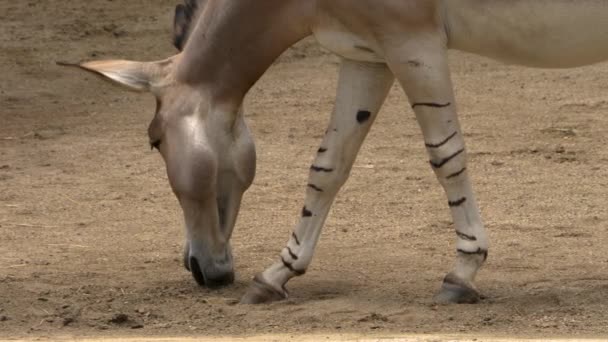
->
[2,0,608,340]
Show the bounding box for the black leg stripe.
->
[150,140,161,150]
[356,110,372,123]
[311,165,334,172]
[412,102,451,109]
[286,246,298,260]
[457,248,488,261]
[448,197,467,207]
[318,147,327,153]
[355,45,375,53]
[281,256,306,276]
[302,206,313,217]
[307,184,323,192]
[281,256,293,270]
[425,132,458,149]
[430,148,465,168]
[292,232,300,245]
[446,167,467,180]
[456,231,477,241]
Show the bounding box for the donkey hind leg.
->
[241,59,395,304]
[386,37,489,303]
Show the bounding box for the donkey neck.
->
[176,0,315,102]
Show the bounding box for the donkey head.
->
[64,0,256,288]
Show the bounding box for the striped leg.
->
[241,59,394,304]
[387,37,489,303]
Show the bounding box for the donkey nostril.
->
[183,247,190,271]
[189,256,206,287]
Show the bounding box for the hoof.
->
[189,256,235,289]
[434,273,483,304]
[240,275,287,304]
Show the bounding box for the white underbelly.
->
[446,0,608,68]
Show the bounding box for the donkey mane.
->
[173,0,204,51]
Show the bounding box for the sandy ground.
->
[1,0,608,340]
[3,335,608,342]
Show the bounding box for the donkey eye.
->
[150,140,161,151]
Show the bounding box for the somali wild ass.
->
[66,0,608,304]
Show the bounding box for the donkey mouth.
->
[182,200,236,288]
[189,256,235,288]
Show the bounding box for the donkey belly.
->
[313,27,385,63]
[446,0,608,68]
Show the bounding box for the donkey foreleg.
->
[241,59,394,303]
[386,36,489,304]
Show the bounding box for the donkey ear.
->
[174,4,190,51]
[59,59,168,92]
[173,0,207,51]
